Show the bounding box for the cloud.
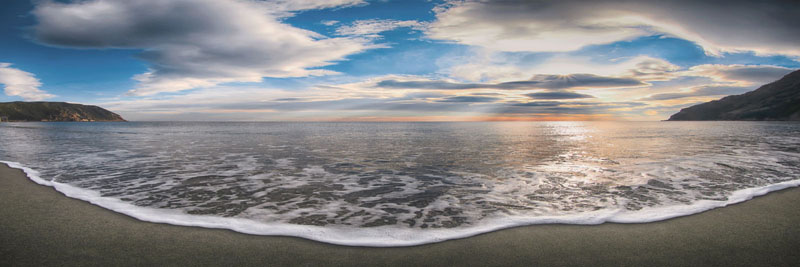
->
[102,60,783,121]
[526,74,646,89]
[444,54,680,83]
[624,57,683,81]
[376,74,645,90]
[321,20,340,26]
[33,0,372,95]
[499,101,646,115]
[397,92,449,100]
[509,101,564,107]
[526,91,595,99]
[436,96,500,103]
[0,63,54,101]
[377,80,485,90]
[427,0,800,56]
[470,92,505,96]
[336,19,425,38]
[273,97,303,101]
[262,0,366,15]
[641,85,753,101]
[103,90,643,121]
[684,65,795,84]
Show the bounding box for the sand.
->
[1,163,799,266]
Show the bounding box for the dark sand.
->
[1,164,799,266]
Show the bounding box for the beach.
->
[1,163,799,266]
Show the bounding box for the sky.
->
[0,0,799,121]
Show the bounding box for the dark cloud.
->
[642,86,752,100]
[376,74,645,90]
[516,74,646,89]
[510,101,643,107]
[32,0,368,95]
[470,92,505,96]
[526,91,595,99]
[510,101,565,107]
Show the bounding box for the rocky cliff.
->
[0,102,125,122]
[668,69,800,121]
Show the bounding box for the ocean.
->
[1,121,799,246]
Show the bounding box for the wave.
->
[3,159,799,247]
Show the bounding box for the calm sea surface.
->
[2,121,799,245]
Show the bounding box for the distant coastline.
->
[0,101,125,122]
[668,69,800,121]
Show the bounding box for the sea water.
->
[1,121,799,246]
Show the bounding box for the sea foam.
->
[4,160,799,247]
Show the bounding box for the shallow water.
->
[2,121,799,245]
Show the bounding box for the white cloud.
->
[444,54,680,83]
[641,85,753,101]
[336,19,425,39]
[33,0,373,96]
[321,20,340,26]
[0,63,55,101]
[428,1,648,53]
[683,64,795,85]
[427,0,800,56]
[261,0,366,16]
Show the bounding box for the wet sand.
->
[1,163,799,266]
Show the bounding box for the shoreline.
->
[7,158,799,247]
[2,164,800,266]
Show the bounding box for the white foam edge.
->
[3,160,799,247]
